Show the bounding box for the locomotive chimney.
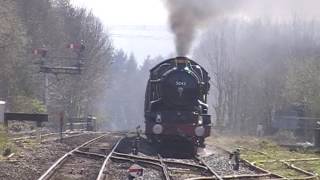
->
[175,57,188,69]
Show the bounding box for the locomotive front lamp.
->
[152,124,163,135]
[195,126,205,137]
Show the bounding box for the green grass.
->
[0,128,20,159]
[258,162,307,178]
[0,128,9,159]
[294,161,320,175]
[207,136,320,179]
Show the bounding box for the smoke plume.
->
[163,0,320,56]
[163,0,237,56]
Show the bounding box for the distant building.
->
[272,104,318,139]
[272,104,305,130]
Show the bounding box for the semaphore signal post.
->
[33,42,86,107]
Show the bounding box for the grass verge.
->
[207,136,319,179]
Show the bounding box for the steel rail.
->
[157,154,172,180]
[112,153,218,180]
[111,155,168,179]
[38,134,107,180]
[12,131,103,142]
[221,173,271,179]
[243,149,317,178]
[74,149,106,159]
[291,176,319,180]
[12,130,133,141]
[111,155,162,167]
[96,137,124,180]
[112,152,223,180]
[194,156,223,180]
[255,158,320,164]
[12,132,57,141]
[214,144,285,179]
[282,161,318,178]
[185,173,274,180]
[113,152,207,170]
[243,159,284,178]
[43,132,97,142]
[241,146,319,178]
[12,131,92,140]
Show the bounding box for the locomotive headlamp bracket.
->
[198,115,203,125]
[156,113,162,123]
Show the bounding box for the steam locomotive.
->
[144,57,211,149]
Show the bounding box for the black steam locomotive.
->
[144,57,211,149]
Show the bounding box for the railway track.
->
[38,133,124,180]
[159,154,224,180]
[239,147,319,179]
[35,133,305,180]
[110,152,234,179]
[11,131,101,142]
[108,135,289,180]
[111,150,279,180]
[206,144,285,179]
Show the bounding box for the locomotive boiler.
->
[144,57,211,149]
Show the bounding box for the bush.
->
[271,130,297,144]
[11,96,46,113]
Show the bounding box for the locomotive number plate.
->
[176,81,187,86]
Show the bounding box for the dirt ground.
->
[0,133,100,180]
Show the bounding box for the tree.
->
[195,18,320,136]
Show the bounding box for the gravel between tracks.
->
[50,155,103,180]
[202,154,257,176]
[203,142,259,177]
[114,136,264,180]
[105,160,163,180]
[0,134,273,180]
[0,133,101,180]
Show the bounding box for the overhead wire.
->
[107,25,173,40]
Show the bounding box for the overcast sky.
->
[71,0,174,65]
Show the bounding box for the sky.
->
[71,0,174,65]
[70,0,320,66]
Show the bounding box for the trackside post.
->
[60,112,64,142]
